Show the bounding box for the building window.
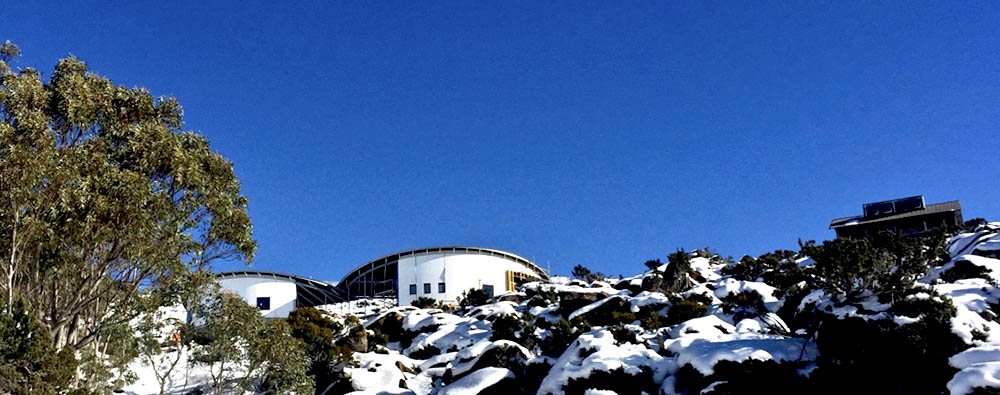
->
[424,283,431,294]
[256,297,270,310]
[438,282,446,293]
[482,285,494,298]
[409,284,417,295]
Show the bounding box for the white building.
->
[218,246,548,316]
[216,271,343,319]
[337,246,548,306]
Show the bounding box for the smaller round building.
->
[216,271,344,319]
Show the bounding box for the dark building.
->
[829,196,963,239]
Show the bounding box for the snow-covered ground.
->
[122,222,1000,394]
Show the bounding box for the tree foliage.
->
[0,42,256,391]
[801,231,943,303]
[0,43,255,355]
[287,307,357,394]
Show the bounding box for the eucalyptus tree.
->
[0,40,256,360]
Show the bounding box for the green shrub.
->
[411,297,438,309]
[721,290,767,321]
[643,249,695,294]
[491,314,526,344]
[674,359,808,394]
[810,291,964,393]
[801,235,920,304]
[287,307,352,392]
[538,319,576,357]
[0,298,75,394]
[664,299,708,326]
[459,288,492,308]
[572,264,606,282]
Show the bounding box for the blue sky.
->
[4,2,999,281]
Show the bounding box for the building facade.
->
[829,196,963,239]
[336,246,548,307]
[216,271,344,319]
[217,246,548,316]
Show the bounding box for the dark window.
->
[424,283,431,294]
[438,282,446,293]
[256,297,270,310]
[482,285,494,298]
[409,284,417,295]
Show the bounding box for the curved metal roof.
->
[216,270,346,305]
[335,246,548,292]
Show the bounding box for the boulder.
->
[568,296,633,327]
[337,324,368,353]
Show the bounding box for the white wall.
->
[218,276,298,319]
[396,252,539,306]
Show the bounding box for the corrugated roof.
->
[829,200,961,229]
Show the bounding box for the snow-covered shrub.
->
[673,359,808,394]
[287,307,356,393]
[538,319,576,358]
[539,329,666,395]
[643,249,696,294]
[490,314,536,350]
[802,233,927,304]
[721,290,767,321]
[941,259,996,283]
[811,290,964,393]
[774,284,814,330]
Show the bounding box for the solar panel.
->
[863,201,895,218]
[862,195,925,218]
[861,195,924,218]
[894,196,925,213]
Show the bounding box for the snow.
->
[629,291,671,310]
[402,310,461,332]
[713,278,781,311]
[345,388,416,395]
[364,306,419,328]
[925,254,1000,283]
[346,351,421,392]
[537,329,668,395]
[121,346,215,395]
[437,367,513,395]
[690,257,723,282]
[935,279,1000,314]
[419,351,459,371]
[568,296,624,321]
[947,224,1000,257]
[669,315,735,339]
[795,256,815,268]
[404,316,492,356]
[122,218,1000,395]
[949,361,1000,395]
[466,301,519,320]
[668,336,817,375]
[735,318,763,333]
[523,281,620,297]
[449,340,532,377]
[319,298,397,319]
